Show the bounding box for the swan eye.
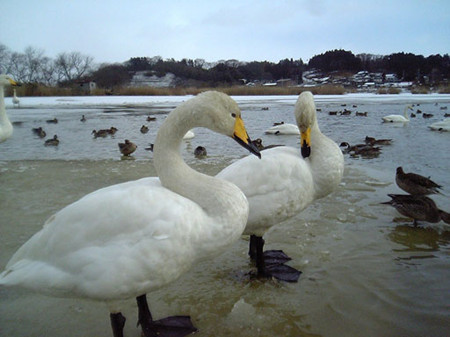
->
[231,113,236,118]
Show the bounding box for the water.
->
[0,94,449,337]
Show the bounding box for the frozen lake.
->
[1,93,449,336]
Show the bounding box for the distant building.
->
[76,79,97,94]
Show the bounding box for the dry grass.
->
[437,84,450,94]
[8,84,349,97]
[377,87,401,94]
[410,86,430,94]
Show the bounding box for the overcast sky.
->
[1,0,449,65]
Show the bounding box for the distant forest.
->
[1,43,449,89]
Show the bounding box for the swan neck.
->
[153,103,243,218]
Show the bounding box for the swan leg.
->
[249,235,302,283]
[136,294,197,337]
[110,312,126,337]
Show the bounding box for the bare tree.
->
[8,52,28,82]
[0,44,12,74]
[55,51,94,82]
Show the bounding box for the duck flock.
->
[0,74,449,337]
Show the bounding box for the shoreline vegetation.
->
[6,83,450,97]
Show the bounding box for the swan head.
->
[0,74,18,87]
[294,91,317,158]
[180,91,261,158]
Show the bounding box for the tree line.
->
[1,43,449,89]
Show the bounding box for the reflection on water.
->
[0,95,449,337]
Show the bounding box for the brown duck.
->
[382,194,450,226]
[395,167,442,195]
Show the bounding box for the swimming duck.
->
[365,136,392,146]
[146,116,156,122]
[32,127,46,138]
[46,118,58,124]
[140,125,149,134]
[0,74,18,143]
[382,105,413,123]
[108,126,118,135]
[44,135,59,146]
[217,91,344,282]
[80,115,86,122]
[395,166,442,195]
[194,146,207,158]
[0,91,260,337]
[92,129,109,138]
[382,194,449,226]
[118,139,137,156]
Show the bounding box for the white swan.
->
[265,123,300,135]
[428,118,450,132]
[183,129,195,139]
[0,74,17,143]
[0,91,261,337]
[217,91,344,282]
[12,88,20,108]
[382,105,412,123]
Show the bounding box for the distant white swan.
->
[0,74,18,143]
[382,105,412,123]
[0,91,260,337]
[217,91,344,282]
[12,88,20,108]
[428,118,450,132]
[183,129,195,139]
[265,123,300,135]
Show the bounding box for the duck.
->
[382,194,450,226]
[0,74,18,143]
[46,118,58,124]
[264,122,300,135]
[365,136,392,146]
[140,125,149,134]
[194,145,207,158]
[428,118,450,132]
[355,111,368,117]
[395,166,442,195]
[108,126,118,135]
[382,105,413,123]
[118,139,137,156]
[92,129,109,138]
[146,116,156,122]
[12,88,20,108]
[44,134,59,146]
[217,91,344,282]
[32,127,46,138]
[80,115,86,122]
[0,91,261,337]
[340,142,381,158]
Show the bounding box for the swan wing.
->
[0,177,209,300]
[217,146,314,235]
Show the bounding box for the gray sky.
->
[1,0,449,64]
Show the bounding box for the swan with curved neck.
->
[0,91,260,337]
[0,74,18,143]
[382,105,412,123]
[217,91,344,281]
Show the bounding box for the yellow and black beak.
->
[301,127,311,158]
[8,78,19,86]
[232,116,261,158]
